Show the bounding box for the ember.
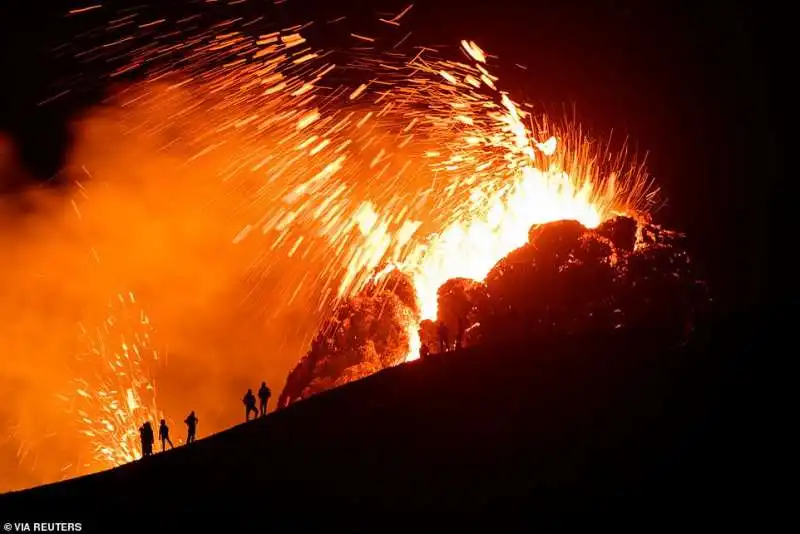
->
[0,3,707,493]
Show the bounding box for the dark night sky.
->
[0,0,775,316]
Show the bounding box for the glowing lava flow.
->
[403,132,604,322]
[399,148,606,361]
[61,292,167,471]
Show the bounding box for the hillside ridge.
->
[0,316,760,530]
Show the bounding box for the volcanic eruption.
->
[279,215,707,407]
[0,3,707,492]
[274,39,705,406]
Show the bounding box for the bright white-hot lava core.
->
[308,40,651,360]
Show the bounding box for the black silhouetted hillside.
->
[1,314,762,531]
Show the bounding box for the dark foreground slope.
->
[1,315,762,531]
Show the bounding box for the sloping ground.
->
[1,314,761,531]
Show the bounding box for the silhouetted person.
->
[139,425,147,457]
[244,388,258,421]
[184,411,198,444]
[258,381,272,417]
[139,422,154,457]
[438,322,449,352]
[144,422,155,455]
[158,419,174,451]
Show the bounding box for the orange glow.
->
[62,292,169,472]
[298,41,652,360]
[0,11,656,491]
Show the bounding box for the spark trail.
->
[3,3,659,489]
[61,292,167,473]
[57,8,654,332]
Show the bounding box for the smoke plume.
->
[0,85,323,491]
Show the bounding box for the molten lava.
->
[278,213,706,407]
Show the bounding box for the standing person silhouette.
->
[139,422,155,457]
[243,389,258,421]
[258,381,272,417]
[139,424,147,457]
[184,411,198,444]
[158,419,174,451]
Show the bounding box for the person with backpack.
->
[139,421,155,457]
[184,411,198,444]
[243,389,258,421]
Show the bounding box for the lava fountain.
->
[277,39,660,404]
[2,6,663,489]
[310,41,655,360]
[59,292,169,474]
